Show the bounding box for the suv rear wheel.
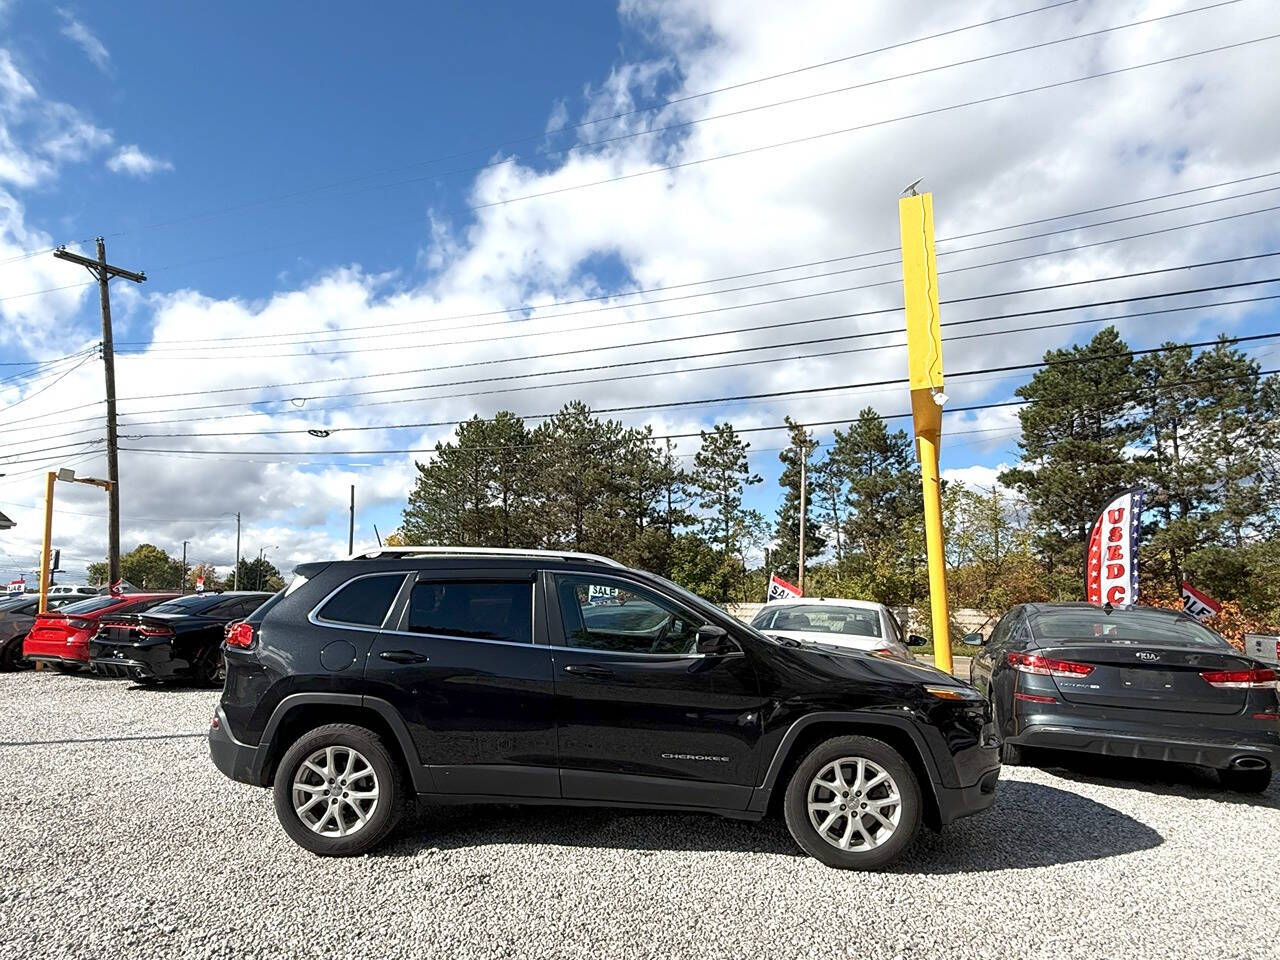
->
[783,735,922,870]
[272,723,405,856]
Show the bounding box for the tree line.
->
[398,327,1280,631]
[86,546,285,594]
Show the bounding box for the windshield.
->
[57,596,125,615]
[1029,607,1231,649]
[758,604,883,639]
[146,594,222,615]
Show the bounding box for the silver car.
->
[750,598,927,660]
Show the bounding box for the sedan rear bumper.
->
[1012,723,1279,771]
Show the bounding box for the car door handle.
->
[563,664,613,679]
[379,649,429,664]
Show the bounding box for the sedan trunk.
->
[1036,643,1255,716]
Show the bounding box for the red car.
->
[24,593,177,672]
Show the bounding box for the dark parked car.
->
[0,595,79,670]
[209,548,999,868]
[967,603,1279,791]
[89,591,271,685]
[24,592,177,671]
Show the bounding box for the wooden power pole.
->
[53,239,145,594]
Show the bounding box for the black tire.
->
[196,645,225,688]
[0,635,28,672]
[1000,741,1024,766]
[272,723,405,856]
[1219,766,1272,794]
[782,735,922,870]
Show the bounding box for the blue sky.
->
[2,0,1278,582]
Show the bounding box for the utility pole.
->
[798,455,807,595]
[181,541,189,595]
[898,185,953,675]
[233,512,241,590]
[53,240,145,595]
[348,484,355,554]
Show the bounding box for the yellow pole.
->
[899,191,953,675]
[39,471,55,615]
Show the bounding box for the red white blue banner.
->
[767,572,802,603]
[1086,489,1144,606]
[1180,581,1221,622]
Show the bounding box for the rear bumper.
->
[88,641,189,680]
[24,638,89,664]
[208,705,265,786]
[1012,723,1280,771]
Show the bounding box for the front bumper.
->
[934,767,1001,825]
[1012,723,1280,771]
[209,705,266,786]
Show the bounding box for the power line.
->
[81,0,1092,245]
[0,354,96,417]
[131,182,1280,356]
[116,361,1280,461]
[118,331,1280,443]
[11,246,1278,433]
[128,1,1240,247]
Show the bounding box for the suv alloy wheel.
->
[272,723,405,856]
[783,735,922,869]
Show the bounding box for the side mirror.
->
[696,624,734,655]
[906,634,929,647]
[962,632,986,646]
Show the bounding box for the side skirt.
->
[413,792,764,821]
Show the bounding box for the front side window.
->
[317,574,405,627]
[751,607,778,631]
[555,576,703,655]
[408,581,532,644]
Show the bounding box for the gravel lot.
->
[1,672,1276,960]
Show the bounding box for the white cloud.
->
[57,9,110,73]
[4,0,1280,578]
[106,144,173,177]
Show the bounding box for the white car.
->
[749,598,926,660]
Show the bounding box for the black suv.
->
[209,549,999,868]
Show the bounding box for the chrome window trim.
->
[307,571,415,634]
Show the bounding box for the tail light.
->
[225,621,256,649]
[1007,651,1094,677]
[138,625,175,638]
[1014,691,1058,704]
[65,618,93,630]
[1200,668,1276,689]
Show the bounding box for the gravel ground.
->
[1,672,1276,960]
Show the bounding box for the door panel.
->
[547,572,763,807]
[363,572,558,798]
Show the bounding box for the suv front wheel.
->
[272,723,405,856]
[783,735,922,869]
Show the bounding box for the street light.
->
[40,468,113,613]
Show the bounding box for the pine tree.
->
[1000,327,1141,581]
[690,422,762,601]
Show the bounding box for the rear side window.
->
[317,575,405,627]
[751,608,777,630]
[408,581,532,644]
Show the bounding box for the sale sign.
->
[767,572,802,603]
[1086,489,1145,606]
[1180,581,1221,622]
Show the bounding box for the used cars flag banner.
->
[767,572,802,603]
[1180,581,1222,622]
[1086,489,1144,606]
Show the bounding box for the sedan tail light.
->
[1007,651,1094,677]
[225,622,256,649]
[1200,668,1276,689]
[138,625,175,638]
[65,618,94,630]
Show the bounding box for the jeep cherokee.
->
[209,548,999,869]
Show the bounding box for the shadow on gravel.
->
[1029,750,1280,810]
[0,732,205,748]
[378,780,1161,872]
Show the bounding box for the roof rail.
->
[343,546,626,568]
